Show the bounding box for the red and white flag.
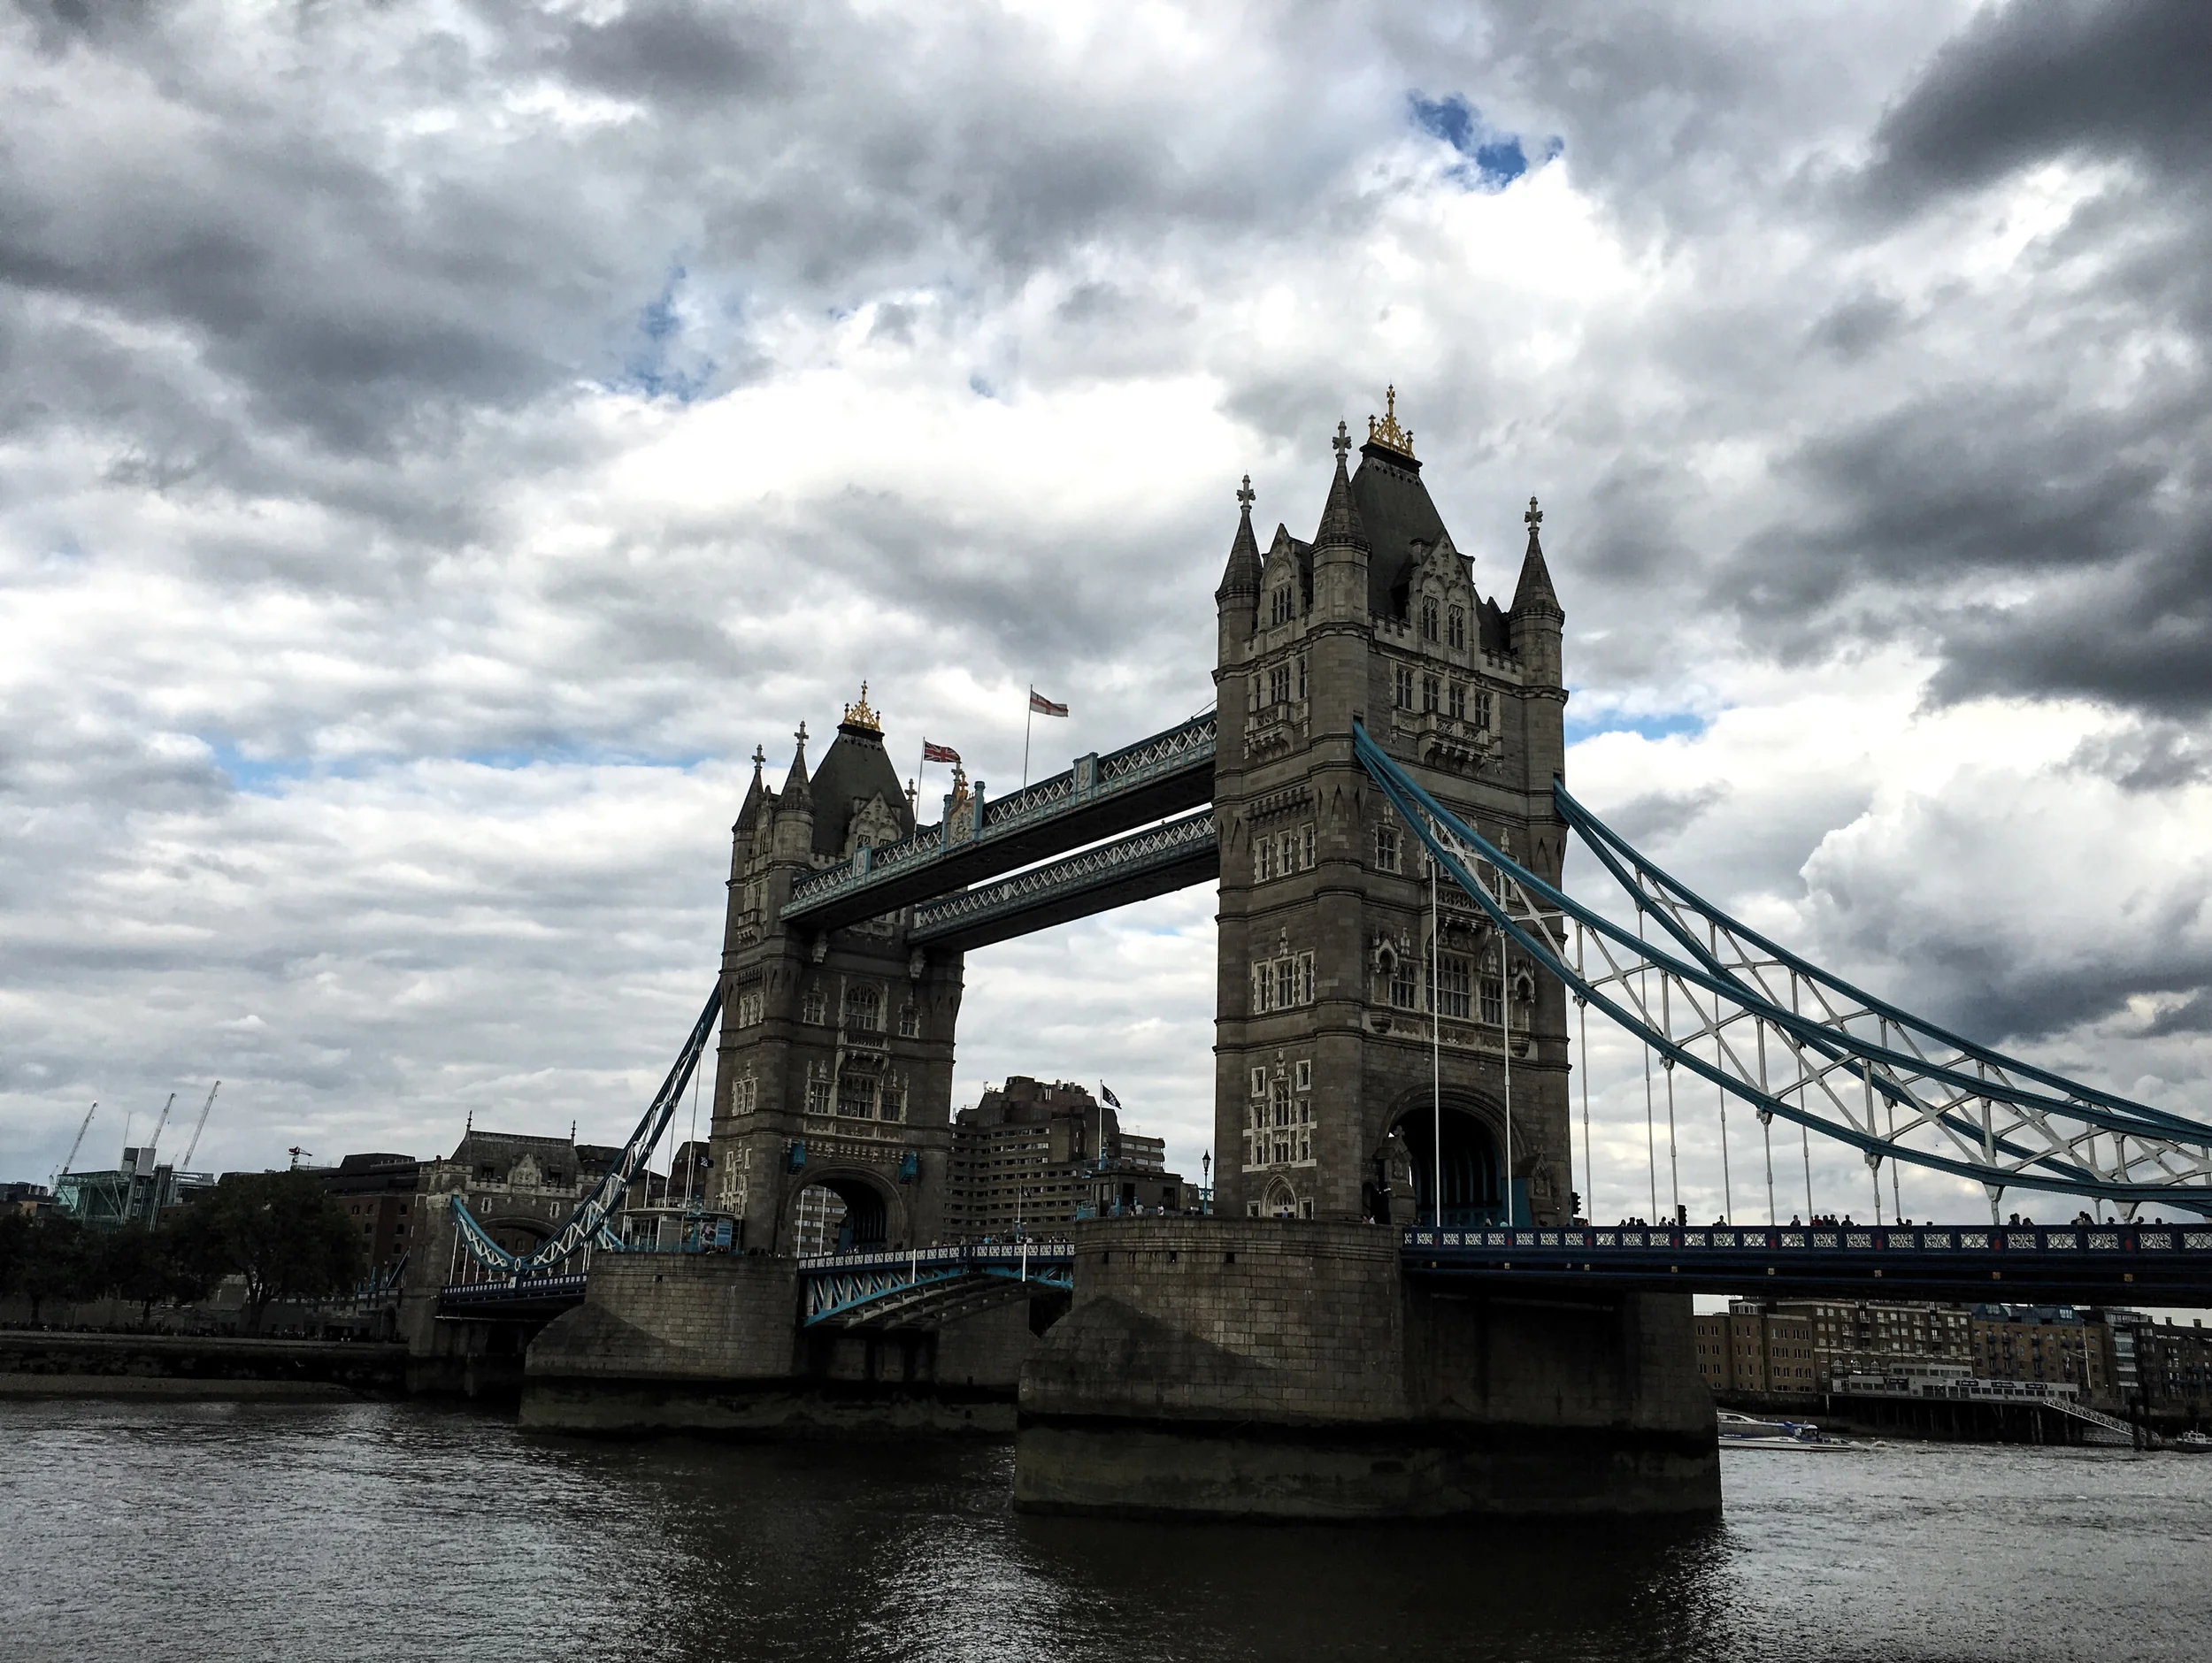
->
[1029,690,1069,717]
[921,740,960,764]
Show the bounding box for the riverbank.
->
[0,1330,406,1398]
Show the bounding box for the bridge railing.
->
[1405,1222,2212,1253]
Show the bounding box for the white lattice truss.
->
[1352,725,2212,1217]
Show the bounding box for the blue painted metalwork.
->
[1351,724,2212,1215]
[782,714,1215,925]
[449,984,723,1273]
[798,1241,1074,1325]
[1402,1222,2212,1303]
[908,809,1216,946]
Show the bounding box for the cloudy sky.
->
[5,0,2211,1223]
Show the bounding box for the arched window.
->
[1448,606,1466,648]
[1271,586,1294,626]
[1264,1178,1300,1218]
[842,984,881,1031]
[1419,599,1440,640]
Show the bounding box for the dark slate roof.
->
[1350,441,1455,620]
[809,720,914,856]
[733,752,769,836]
[1217,501,1261,602]
[1510,519,1563,617]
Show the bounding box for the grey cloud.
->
[1863,0,2212,211]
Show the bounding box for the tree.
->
[95,1225,213,1327]
[171,1171,365,1333]
[17,1215,98,1324]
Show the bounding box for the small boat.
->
[1717,1409,1856,1450]
[2170,1430,2212,1453]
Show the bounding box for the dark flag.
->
[1100,1082,1122,1108]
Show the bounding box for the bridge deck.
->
[1403,1222,2212,1303]
[781,716,1214,931]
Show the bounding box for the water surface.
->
[4,1400,2208,1661]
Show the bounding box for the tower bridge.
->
[417,389,2212,1517]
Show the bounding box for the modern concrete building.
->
[942,1077,1187,1238]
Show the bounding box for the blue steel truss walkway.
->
[782,715,1215,932]
[799,1242,1074,1327]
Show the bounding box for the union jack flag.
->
[921,740,960,764]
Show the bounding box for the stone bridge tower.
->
[703,687,964,1253]
[1211,393,1572,1227]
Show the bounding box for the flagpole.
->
[1023,686,1034,790]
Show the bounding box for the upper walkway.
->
[780,714,1215,932]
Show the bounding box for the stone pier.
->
[1015,1217,1719,1520]
[519,1254,1040,1435]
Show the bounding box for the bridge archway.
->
[1390,1101,1502,1228]
[480,1215,555,1258]
[787,1169,904,1253]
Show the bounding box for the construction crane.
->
[180,1082,221,1169]
[144,1092,177,1161]
[49,1102,96,1189]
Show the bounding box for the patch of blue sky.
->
[204,740,333,797]
[1407,93,1562,192]
[1564,709,1710,746]
[610,264,718,403]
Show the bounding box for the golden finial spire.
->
[841,680,880,732]
[1365,384,1416,459]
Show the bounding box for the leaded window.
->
[1448,606,1466,648]
[1394,666,1415,709]
[1420,599,1440,640]
[1375,824,1402,873]
[1271,586,1294,626]
[1422,674,1440,714]
[843,984,882,1031]
[1448,682,1466,721]
[800,986,826,1024]
[1432,954,1471,1020]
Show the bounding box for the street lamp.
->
[1202,1150,1211,1215]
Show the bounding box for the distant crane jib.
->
[1349,724,2212,1214]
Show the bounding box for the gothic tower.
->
[1211,392,1573,1226]
[704,686,964,1252]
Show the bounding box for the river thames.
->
[4,1399,2208,1662]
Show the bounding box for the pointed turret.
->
[1509,496,1564,699]
[1310,420,1371,620]
[1217,475,1262,605]
[772,723,815,862]
[731,744,771,873]
[1314,424,1368,551]
[1509,495,1563,620]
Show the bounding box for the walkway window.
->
[1448,683,1466,721]
[843,985,882,1031]
[1394,666,1415,709]
[1475,690,1494,730]
[1422,674,1440,714]
[1271,586,1294,626]
[1268,663,1290,704]
[1420,599,1440,640]
[1448,606,1466,648]
[1480,975,1503,1026]
[1432,954,1471,1020]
